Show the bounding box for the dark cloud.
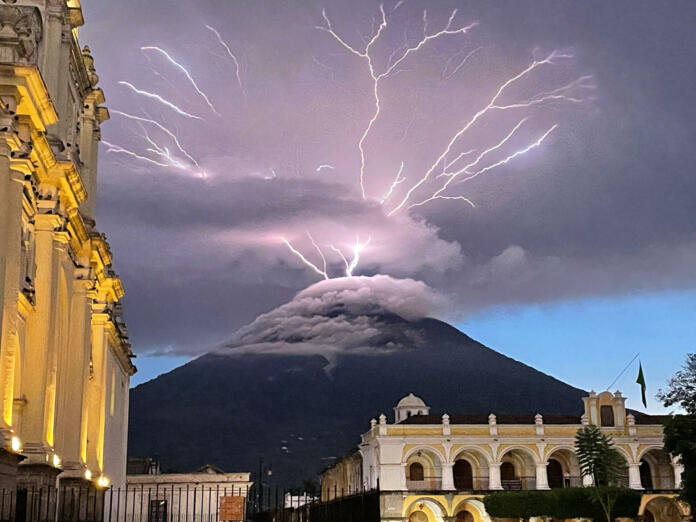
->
[80,0,696,355]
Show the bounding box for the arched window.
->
[453,460,473,490]
[500,462,516,481]
[640,459,654,490]
[456,511,474,522]
[547,459,564,489]
[600,405,615,427]
[409,462,424,481]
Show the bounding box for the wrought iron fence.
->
[0,484,249,522]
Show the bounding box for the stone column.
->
[441,462,455,491]
[488,463,503,490]
[535,463,550,490]
[0,137,24,435]
[86,312,109,474]
[20,213,65,461]
[54,275,92,478]
[672,458,684,488]
[628,463,643,490]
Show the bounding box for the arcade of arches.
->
[320,392,690,522]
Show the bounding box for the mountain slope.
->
[128,316,585,486]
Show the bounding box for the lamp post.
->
[256,458,272,512]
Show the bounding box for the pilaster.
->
[441,462,455,491]
[628,463,643,490]
[0,131,25,435]
[54,274,93,478]
[535,463,550,490]
[20,212,65,461]
[488,463,502,490]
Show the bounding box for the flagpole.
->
[605,352,640,391]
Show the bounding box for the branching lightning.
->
[111,110,200,167]
[318,5,477,200]
[387,50,593,215]
[102,140,169,168]
[111,4,593,283]
[282,234,372,279]
[141,46,220,116]
[118,81,203,120]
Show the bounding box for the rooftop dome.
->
[396,393,427,408]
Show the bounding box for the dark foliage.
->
[657,353,696,415]
[483,488,642,520]
[663,415,696,508]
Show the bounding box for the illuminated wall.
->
[0,0,136,490]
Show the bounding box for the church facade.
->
[0,0,135,495]
[321,392,690,522]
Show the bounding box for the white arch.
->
[404,445,447,464]
[453,498,492,522]
[404,497,448,522]
[497,445,542,465]
[612,444,635,465]
[451,446,494,467]
[637,445,670,462]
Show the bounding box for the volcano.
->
[128,287,585,486]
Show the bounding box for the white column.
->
[535,463,550,490]
[488,463,503,490]
[441,463,455,491]
[672,460,684,488]
[628,463,643,490]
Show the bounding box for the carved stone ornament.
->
[0,5,42,65]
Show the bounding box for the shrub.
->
[483,488,642,520]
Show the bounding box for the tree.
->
[657,353,696,414]
[657,353,696,508]
[575,425,628,522]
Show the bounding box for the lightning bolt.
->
[318,5,477,200]
[330,236,372,277]
[442,46,483,80]
[102,140,169,168]
[409,123,559,210]
[281,237,329,280]
[381,161,405,204]
[205,25,244,93]
[388,51,592,215]
[315,164,335,173]
[111,110,200,167]
[141,46,220,116]
[118,81,202,120]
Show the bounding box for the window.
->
[600,405,615,427]
[148,499,167,522]
[409,462,424,481]
[453,460,473,490]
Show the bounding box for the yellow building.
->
[0,0,135,494]
[321,392,690,522]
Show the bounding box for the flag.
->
[636,362,647,408]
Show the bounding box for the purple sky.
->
[79,0,696,372]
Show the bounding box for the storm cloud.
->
[80,0,696,356]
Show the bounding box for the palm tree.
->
[575,425,627,522]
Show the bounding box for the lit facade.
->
[0,0,135,493]
[321,392,690,522]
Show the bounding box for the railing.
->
[0,485,249,522]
